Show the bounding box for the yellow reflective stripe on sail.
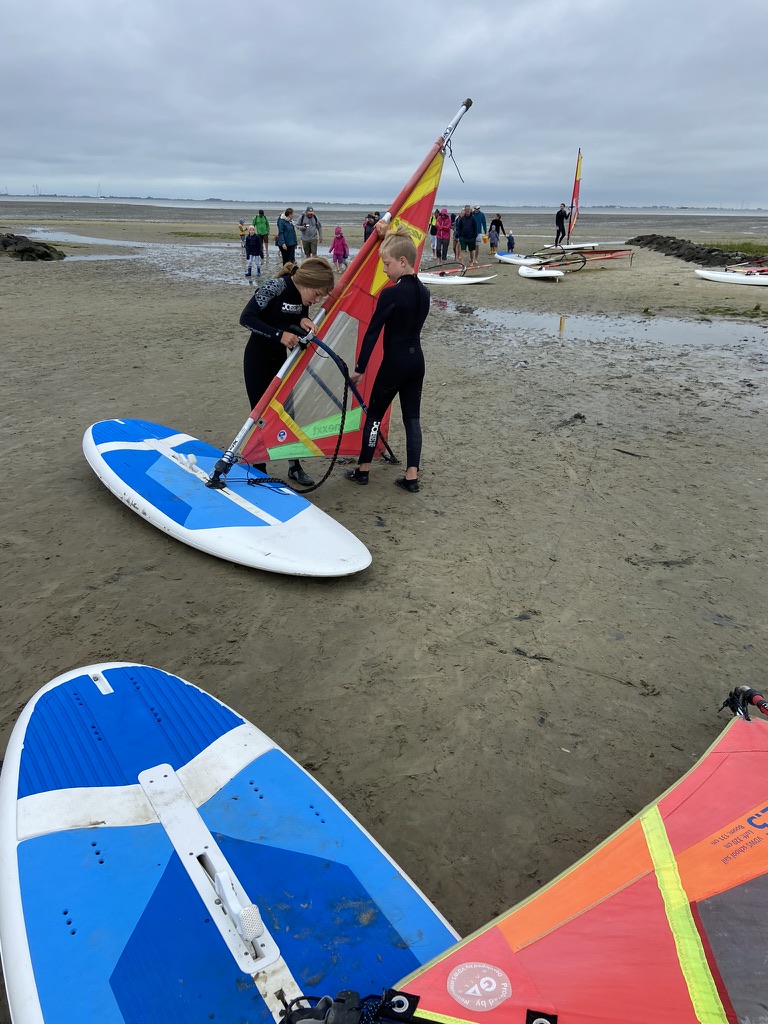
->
[414,1012,475,1024]
[641,806,729,1023]
[267,400,326,457]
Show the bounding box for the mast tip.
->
[463,98,473,108]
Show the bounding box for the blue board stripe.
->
[90,419,310,529]
[18,667,243,797]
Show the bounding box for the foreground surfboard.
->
[395,712,768,1023]
[0,663,457,1024]
[83,418,371,577]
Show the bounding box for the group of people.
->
[428,206,515,265]
[238,219,426,493]
[240,207,353,276]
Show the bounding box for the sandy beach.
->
[1,201,766,1017]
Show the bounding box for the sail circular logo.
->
[277,430,287,442]
[446,961,512,1012]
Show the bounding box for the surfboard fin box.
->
[138,764,280,970]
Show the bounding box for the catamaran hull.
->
[695,268,768,286]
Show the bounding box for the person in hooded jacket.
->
[435,207,452,261]
[328,226,349,273]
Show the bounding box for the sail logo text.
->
[447,962,512,1013]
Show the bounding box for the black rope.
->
[444,138,465,184]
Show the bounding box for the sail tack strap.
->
[641,806,729,1024]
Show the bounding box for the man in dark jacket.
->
[455,205,479,268]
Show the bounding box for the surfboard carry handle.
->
[137,764,281,969]
[720,685,768,720]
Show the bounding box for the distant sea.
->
[0,195,764,218]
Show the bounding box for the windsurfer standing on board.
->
[345,224,429,494]
[555,203,570,246]
[239,257,335,487]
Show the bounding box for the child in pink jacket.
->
[329,226,349,273]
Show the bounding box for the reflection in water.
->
[436,301,766,350]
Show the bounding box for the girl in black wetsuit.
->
[239,257,334,486]
[345,226,430,493]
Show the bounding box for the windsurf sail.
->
[238,100,473,468]
[566,148,582,243]
[388,685,768,1023]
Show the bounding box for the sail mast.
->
[208,100,473,484]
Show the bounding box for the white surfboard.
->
[518,265,564,280]
[418,272,497,285]
[83,418,371,577]
[694,268,768,286]
[495,253,542,266]
[540,242,599,251]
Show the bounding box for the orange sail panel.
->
[566,148,582,243]
[240,149,447,466]
[398,714,768,1023]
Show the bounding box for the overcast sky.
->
[4,0,766,209]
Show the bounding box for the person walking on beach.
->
[472,205,487,241]
[489,213,506,239]
[328,226,349,273]
[237,219,247,250]
[455,205,479,268]
[429,208,439,259]
[277,208,298,265]
[252,209,270,258]
[244,225,263,279]
[298,206,322,257]
[363,212,377,242]
[239,257,335,486]
[555,203,570,246]
[344,225,429,494]
[435,207,452,261]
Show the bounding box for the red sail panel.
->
[399,715,768,1024]
[240,148,445,465]
[566,148,582,243]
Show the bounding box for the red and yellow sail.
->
[566,148,582,243]
[240,104,470,466]
[397,712,768,1023]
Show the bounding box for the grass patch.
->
[701,304,767,320]
[710,240,767,258]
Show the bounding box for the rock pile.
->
[626,234,764,268]
[0,233,66,261]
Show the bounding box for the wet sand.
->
[1,202,766,1016]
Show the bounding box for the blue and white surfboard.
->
[0,664,457,1024]
[83,419,371,577]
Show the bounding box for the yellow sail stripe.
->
[641,806,729,1023]
[414,1011,475,1024]
[268,400,325,457]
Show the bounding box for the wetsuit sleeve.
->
[239,279,286,343]
[354,289,395,374]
